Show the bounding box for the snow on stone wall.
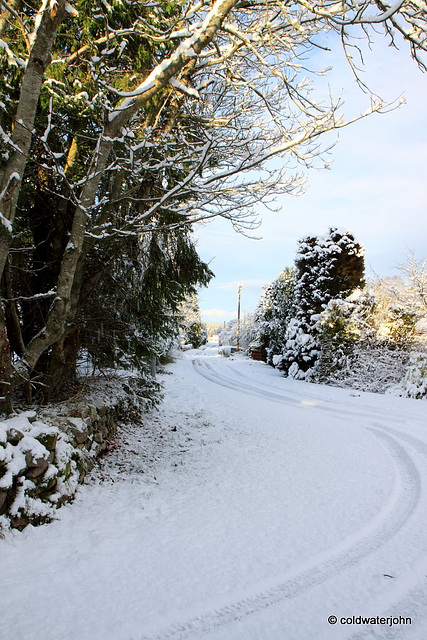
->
[0,376,153,532]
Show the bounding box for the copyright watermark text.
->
[328,615,412,628]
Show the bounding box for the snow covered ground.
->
[1,344,427,640]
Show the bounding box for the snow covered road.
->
[1,347,427,640]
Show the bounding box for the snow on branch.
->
[169,77,201,98]
[0,37,26,66]
[108,0,237,122]
[1,290,56,303]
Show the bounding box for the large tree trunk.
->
[0,0,67,410]
[0,0,67,278]
[44,327,81,402]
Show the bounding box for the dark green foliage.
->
[294,228,365,316]
[282,228,365,378]
[80,226,212,374]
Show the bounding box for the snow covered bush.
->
[330,344,410,393]
[310,298,357,382]
[393,352,427,399]
[217,322,234,347]
[283,318,320,378]
[311,289,422,394]
[381,304,417,344]
[253,268,296,364]
[282,228,365,379]
[310,290,376,382]
[217,314,255,352]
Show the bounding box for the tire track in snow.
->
[217,362,427,639]
[189,358,427,639]
[139,415,422,639]
[223,360,427,459]
[193,359,405,425]
[222,361,407,425]
[192,359,302,406]
[342,426,427,640]
[375,426,427,459]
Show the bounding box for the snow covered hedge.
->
[0,375,160,532]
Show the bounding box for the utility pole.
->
[237,284,242,352]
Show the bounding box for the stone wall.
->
[0,375,153,532]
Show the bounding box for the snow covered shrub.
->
[311,290,377,382]
[282,228,365,379]
[311,290,417,393]
[332,344,410,393]
[218,314,255,352]
[252,268,296,364]
[283,317,320,378]
[217,321,234,346]
[394,352,427,399]
[310,298,356,381]
[379,305,417,345]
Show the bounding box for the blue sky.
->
[195,34,427,323]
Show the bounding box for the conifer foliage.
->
[253,267,296,365]
[280,228,365,378]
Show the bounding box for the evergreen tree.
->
[179,293,207,349]
[282,228,365,379]
[78,224,212,379]
[253,267,296,364]
[311,289,376,382]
